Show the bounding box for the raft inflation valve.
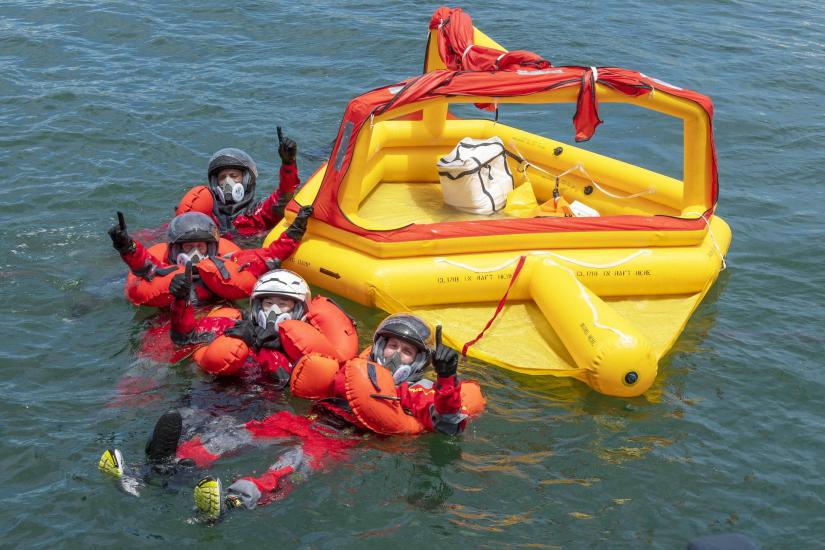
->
[584,185,593,195]
[624,371,639,385]
[553,146,563,156]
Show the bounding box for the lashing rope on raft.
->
[434,249,652,273]
[508,140,656,200]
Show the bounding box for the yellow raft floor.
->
[358,182,513,226]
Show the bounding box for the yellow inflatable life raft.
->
[264,12,731,398]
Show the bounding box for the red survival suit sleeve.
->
[120,240,164,276]
[398,375,468,435]
[226,231,301,278]
[170,297,197,340]
[233,163,300,237]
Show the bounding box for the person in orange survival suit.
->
[97,315,480,519]
[185,316,484,520]
[167,267,358,387]
[107,207,313,308]
[99,272,358,495]
[176,128,300,238]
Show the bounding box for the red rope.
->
[462,255,527,357]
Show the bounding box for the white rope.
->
[544,250,651,268]
[544,259,635,346]
[434,249,651,273]
[461,44,474,61]
[435,256,523,273]
[684,211,727,270]
[559,163,655,199]
[591,66,598,81]
[507,140,654,200]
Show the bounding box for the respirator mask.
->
[256,304,291,329]
[215,176,245,203]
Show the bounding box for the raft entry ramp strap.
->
[461,255,527,356]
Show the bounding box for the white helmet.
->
[251,269,311,328]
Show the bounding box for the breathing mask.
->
[384,351,415,384]
[215,176,245,204]
[256,304,292,329]
[176,248,206,266]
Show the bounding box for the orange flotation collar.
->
[289,353,341,399]
[344,358,425,435]
[176,185,215,219]
[125,243,183,307]
[279,296,359,363]
[196,256,257,300]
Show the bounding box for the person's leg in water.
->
[194,445,306,520]
[193,410,359,520]
[99,409,186,496]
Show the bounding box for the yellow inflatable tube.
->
[273,214,729,307]
[529,260,657,397]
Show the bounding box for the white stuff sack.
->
[437,136,514,215]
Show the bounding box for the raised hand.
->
[432,325,458,378]
[169,261,193,300]
[277,126,297,165]
[285,204,314,241]
[108,211,134,253]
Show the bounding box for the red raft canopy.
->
[301,6,718,245]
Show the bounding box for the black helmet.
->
[166,212,219,264]
[207,148,257,207]
[370,314,433,384]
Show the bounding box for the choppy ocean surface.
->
[1,1,823,547]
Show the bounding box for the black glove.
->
[225,319,259,348]
[277,126,297,165]
[255,324,281,350]
[432,325,458,378]
[108,211,134,254]
[169,262,193,300]
[285,204,314,241]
